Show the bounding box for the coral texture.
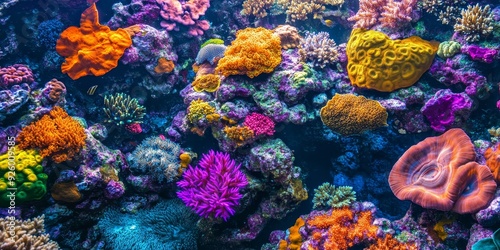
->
[421,89,473,132]
[299,32,339,68]
[273,25,302,50]
[156,0,211,36]
[320,94,388,136]
[0,215,59,249]
[16,106,86,163]
[191,74,221,92]
[454,4,494,42]
[215,27,282,78]
[55,4,132,80]
[103,93,146,126]
[312,183,356,209]
[346,29,439,92]
[177,150,248,221]
[243,112,275,136]
[0,64,34,88]
[388,128,497,214]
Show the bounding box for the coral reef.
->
[103,93,146,126]
[454,4,494,42]
[0,215,59,249]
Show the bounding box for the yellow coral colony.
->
[346,29,439,92]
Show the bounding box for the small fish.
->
[321,19,334,27]
[87,85,98,95]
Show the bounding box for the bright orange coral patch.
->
[56,3,132,80]
[485,147,500,183]
[16,106,86,163]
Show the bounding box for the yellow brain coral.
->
[192,74,221,92]
[55,3,132,80]
[320,94,388,136]
[215,27,282,78]
[346,29,439,92]
[187,99,219,124]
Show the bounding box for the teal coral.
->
[103,93,146,126]
[312,182,356,209]
[472,228,500,250]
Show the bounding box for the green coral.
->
[103,93,146,126]
[312,182,356,209]
[437,41,461,58]
[0,148,48,207]
[201,38,224,48]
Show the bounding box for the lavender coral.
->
[299,32,339,68]
[177,150,248,221]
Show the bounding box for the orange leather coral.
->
[16,106,86,163]
[484,147,500,182]
[154,57,175,74]
[56,3,132,80]
[306,207,378,249]
[215,27,282,78]
[346,29,439,92]
[320,93,388,136]
[388,128,497,214]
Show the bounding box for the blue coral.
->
[36,19,64,49]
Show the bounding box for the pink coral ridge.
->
[155,0,210,36]
[243,112,275,136]
[177,150,248,221]
[349,0,417,29]
[0,64,34,88]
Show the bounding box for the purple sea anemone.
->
[177,150,248,221]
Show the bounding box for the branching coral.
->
[305,207,379,249]
[312,183,356,209]
[276,0,344,22]
[16,106,86,163]
[299,31,339,68]
[454,4,494,42]
[241,0,274,18]
[103,93,146,126]
[128,136,182,183]
[0,215,59,249]
[320,94,388,136]
[215,27,282,78]
[55,4,132,80]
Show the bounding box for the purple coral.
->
[0,64,34,88]
[462,45,498,64]
[177,150,248,221]
[421,89,473,132]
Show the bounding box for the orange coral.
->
[279,217,305,250]
[192,74,221,92]
[215,27,282,78]
[44,78,66,102]
[306,207,379,250]
[55,4,132,80]
[367,234,417,250]
[16,106,86,163]
[154,57,175,74]
[320,94,388,136]
[484,146,500,182]
[51,181,82,203]
[223,126,255,147]
[346,29,439,92]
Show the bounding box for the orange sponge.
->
[215,27,282,78]
[320,94,388,136]
[56,4,132,80]
[346,29,438,92]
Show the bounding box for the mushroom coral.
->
[388,128,497,214]
[55,4,132,80]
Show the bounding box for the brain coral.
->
[346,29,439,92]
[55,3,132,80]
[215,27,282,78]
[320,94,388,136]
[388,128,497,214]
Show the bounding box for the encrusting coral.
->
[346,29,439,92]
[215,27,282,78]
[320,94,388,136]
[16,106,86,163]
[0,215,59,249]
[454,4,494,42]
[55,3,132,80]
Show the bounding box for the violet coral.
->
[177,150,248,221]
